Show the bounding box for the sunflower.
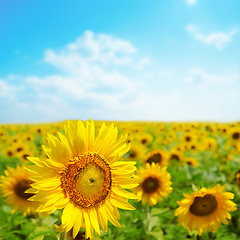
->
[127,144,143,161]
[168,149,182,163]
[18,149,33,163]
[228,127,240,149]
[181,132,196,145]
[0,165,39,216]
[138,133,153,146]
[3,146,15,158]
[183,157,198,167]
[132,163,172,206]
[26,120,139,239]
[143,149,168,167]
[204,137,217,151]
[175,184,237,235]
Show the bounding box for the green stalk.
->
[147,205,151,231]
[59,232,66,240]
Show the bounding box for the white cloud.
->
[12,31,149,122]
[135,57,152,69]
[61,30,136,66]
[0,79,22,99]
[1,30,240,123]
[186,0,198,6]
[185,68,239,89]
[186,24,237,49]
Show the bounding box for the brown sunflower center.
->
[141,176,159,194]
[146,153,162,165]
[129,151,137,159]
[14,179,34,200]
[60,152,112,208]
[232,132,240,140]
[170,154,180,161]
[7,150,13,157]
[16,147,23,152]
[190,194,218,216]
[185,136,191,142]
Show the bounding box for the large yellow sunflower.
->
[175,184,237,235]
[0,165,39,216]
[132,163,172,206]
[26,120,138,239]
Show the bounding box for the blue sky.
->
[0,0,240,123]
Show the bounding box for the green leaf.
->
[151,208,169,216]
[32,236,44,240]
[148,216,160,231]
[146,228,164,240]
[43,235,58,240]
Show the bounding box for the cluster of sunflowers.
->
[0,120,240,239]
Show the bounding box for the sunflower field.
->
[0,120,240,240]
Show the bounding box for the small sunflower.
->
[132,163,172,206]
[168,150,182,163]
[3,146,15,158]
[229,127,240,145]
[181,132,195,145]
[183,157,198,167]
[26,120,138,239]
[144,149,168,167]
[175,184,237,235]
[0,165,39,216]
[127,144,143,161]
[18,149,32,163]
[204,138,217,151]
[138,133,153,146]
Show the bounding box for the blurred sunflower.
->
[0,165,39,216]
[0,129,7,139]
[186,141,202,152]
[127,144,143,161]
[168,149,182,163]
[11,135,20,144]
[18,149,32,163]
[228,127,240,146]
[138,133,153,146]
[204,138,217,151]
[23,133,34,142]
[181,132,196,145]
[132,163,172,206]
[14,142,27,156]
[144,149,168,167]
[175,184,236,235]
[3,146,15,158]
[183,157,198,167]
[26,120,138,239]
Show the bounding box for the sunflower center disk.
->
[77,164,105,197]
[190,194,218,216]
[141,176,159,194]
[147,153,162,164]
[14,179,34,200]
[171,154,180,161]
[61,152,112,208]
[232,132,240,140]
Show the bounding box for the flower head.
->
[0,165,39,216]
[175,184,237,235]
[26,120,138,239]
[132,163,172,206]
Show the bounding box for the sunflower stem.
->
[146,205,152,231]
[59,232,66,240]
